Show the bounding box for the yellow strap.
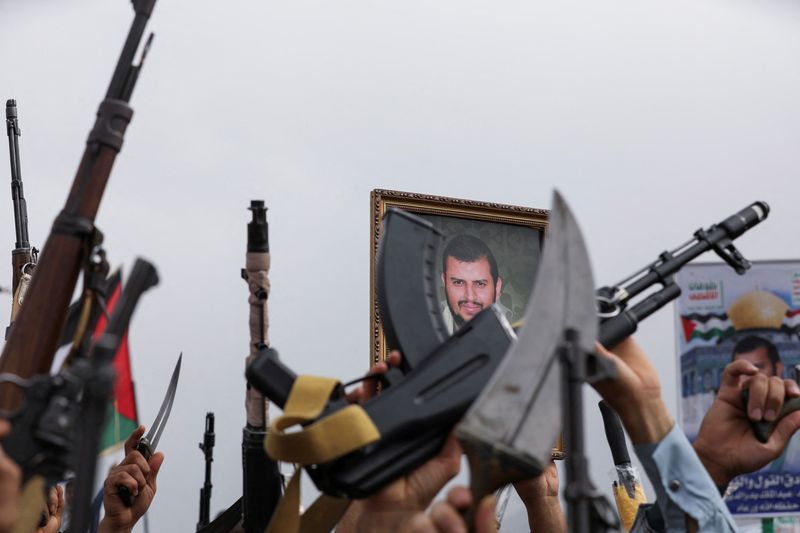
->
[264,471,353,533]
[265,469,301,533]
[13,476,45,533]
[263,375,379,533]
[266,375,380,464]
[268,404,380,463]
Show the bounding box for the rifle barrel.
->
[6,99,30,250]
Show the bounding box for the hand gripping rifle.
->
[5,99,38,329]
[0,0,157,406]
[246,201,770,505]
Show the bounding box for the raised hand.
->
[99,426,165,533]
[694,359,800,486]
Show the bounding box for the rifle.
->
[0,258,158,532]
[0,1,157,405]
[5,99,37,328]
[247,201,769,503]
[197,412,215,531]
[69,258,159,533]
[240,200,282,532]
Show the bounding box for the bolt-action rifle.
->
[247,201,769,501]
[5,99,38,330]
[0,0,157,407]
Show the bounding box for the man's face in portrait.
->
[734,345,783,377]
[442,255,502,325]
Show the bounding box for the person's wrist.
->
[98,517,132,533]
[616,398,674,445]
[693,439,734,487]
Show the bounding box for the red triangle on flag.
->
[681,316,697,342]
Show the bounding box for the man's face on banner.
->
[734,345,783,377]
[442,255,502,325]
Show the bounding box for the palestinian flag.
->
[57,270,139,452]
[681,312,734,343]
[95,275,139,452]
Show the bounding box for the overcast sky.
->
[1,0,799,530]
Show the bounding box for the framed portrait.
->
[370,189,559,457]
[370,189,549,365]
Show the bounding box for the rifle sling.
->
[12,475,45,533]
[265,375,379,533]
[265,375,379,463]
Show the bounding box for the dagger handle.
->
[117,438,154,507]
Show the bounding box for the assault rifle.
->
[197,412,215,531]
[0,258,158,533]
[240,201,282,532]
[5,99,38,329]
[247,201,769,500]
[0,0,157,405]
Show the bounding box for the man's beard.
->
[449,299,489,329]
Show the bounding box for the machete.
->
[456,190,596,506]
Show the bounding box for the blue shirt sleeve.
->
[631,424,737,532]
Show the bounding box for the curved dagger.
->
[456,190,598,503]
[118,353,182,507]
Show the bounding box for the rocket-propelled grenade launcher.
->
[246,201,771,500]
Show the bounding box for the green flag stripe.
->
[99,402,138,452]
[689,327,735,341]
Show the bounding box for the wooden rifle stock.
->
[0,3,157,408]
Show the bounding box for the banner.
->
[676,260,800,522]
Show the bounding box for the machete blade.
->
[456,189,597,490]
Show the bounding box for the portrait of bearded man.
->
[440,234,512,334]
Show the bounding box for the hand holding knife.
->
[117,353,181,507]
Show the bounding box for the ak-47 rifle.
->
[0,0,157,404]
[5,99,38,329]
[246,201,769,502]
[197,412,215,531]
[240,200,282,532]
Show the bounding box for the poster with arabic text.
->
[676,260,800,523]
